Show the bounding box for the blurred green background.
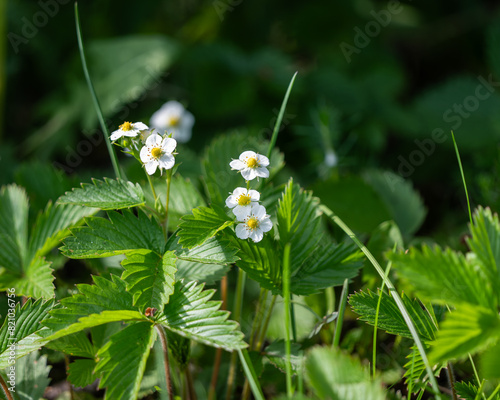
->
[3,0,500,240]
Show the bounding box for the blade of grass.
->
[266,72,298,159]
[320,204,442,398]
[451,131,472,225]
[237,349,265,400]
[74,2,122,179]
[332,278,348,348]
[283,242,293,398]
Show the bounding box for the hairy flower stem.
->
[163,169,173,240]
[446,362,458,400]
[0,374,13,400]
[208,276,228,400]
[185,367,197,400]
[225,269,247,400]
[156,325,174,398]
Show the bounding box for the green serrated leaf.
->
[176,259,230,285]
[403,345,443,394]
[58,177,145,210]
[430,303,500,364]
[121,250,177,310]
[177,205,234,248]
[454,381,480,400]
[0,184,29,272]
[45,331,95,358]
[43,275,136,335]
[95,321,155,400]
[167,234,239,265]
[8,350,51,400]
[0,298,55,369]
[277,180,322,271]
[28,202,97,261]
[467,206,500,301]
[305,347,385,400]
[61,210,165,258]
[265,340,302,373]
[202,132,284,204]
[68,358,97,388]
[388,245,495,309]
[349,289,437,342]
[5,256,55,299]
[158,280,247,351]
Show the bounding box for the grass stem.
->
[332,278,349,348]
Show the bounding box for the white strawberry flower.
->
[110,121,149,141]
[229,151,269,181]
[235,204,272,243]
[150,101,195,143]
[226,187,260,219]
[140,133,177,175]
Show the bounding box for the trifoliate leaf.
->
[349,289,437,342]
[61,209,165,258]
[0,298,55,369]
[305,347,386,400]
[121,250,177,310]
[158,280,247,351]
[387,245,495,309]
[95,322,155,400]
[177,205,234,248]
[429,303,500,364]
[58,177,145,210]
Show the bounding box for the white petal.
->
[252,205,267,219]
[150,109,168,130]
[232,187,248,196]
[182,111,195,129]
[249,229,264,243]
[259,218,273,233]
[163,100,184,114]
[230,159,246,170]
[247,190,260,201]
[158,154,175,170]
[162,137,177,154]
[174,127,191,143]
[146,133,162,146]
[256,154,270,167]
[241,168,257,181]
[145,161,158,175]
[236,224,250,239]
[122,130,139,138]
[140,146,152,163]
[254,167,269,179]
[239,150,256,161]
[225,194,238,209]
[233,205,252,220]
[110,130,122,141]
[133,122,149,131]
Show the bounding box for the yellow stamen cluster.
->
[151,147,163,159]
[238,194,252,206]
[246,217,259,230]
[246,157,258,168]
[120,121,133,131]
[167,115,180,127]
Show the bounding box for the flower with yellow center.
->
[110,121,149,141]
[229,151,270,181]
[235,204,273,243]
[225,187,260,219]
[150,101,195,143]
[140,133,177,175]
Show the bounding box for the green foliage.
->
[175,259,230,285]
[363,170,426,238]
[177,205,234,248]
[0,298,55,369]
[166,234,239,265]
[264,340,302,373]
[95,322,155,400]
[0,184,96,298]
[429,303,500,363]
[157,280,247,351]
[387,245,495,308]
[61,209,165,258]
[121,250,177,310]
[453,381,480,400]
[403,346,443,394]
[305,347,386,400]
[349,289,437,342]
[3,351,52,400]
[57,177,146,210]
[202,132,284,204]
[68,358,97,388]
